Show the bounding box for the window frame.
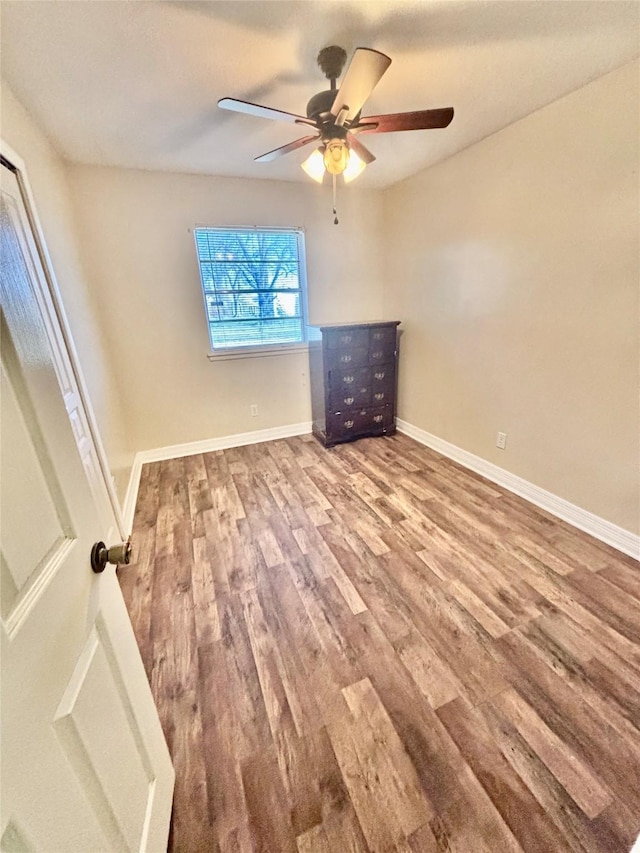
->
[193,225,309,358]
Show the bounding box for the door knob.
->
[90,540,132,573]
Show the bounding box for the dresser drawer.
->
[331,365,369,394]
[368,406,395,431]
[326,409,367,439]
[369,326,397,349]
[329,384,371,410]
[370,386,393,407]
[371,364,394,389]
[326,406,394,442]
[327,346,369,371]
[369,342,396,365]
[326,327,370,350]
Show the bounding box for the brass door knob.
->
[90,540,132,573]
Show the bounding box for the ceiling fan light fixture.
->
[343,149,366,183]
[301,147,326,183]
[220,45,455,206]
[323,138,350,175]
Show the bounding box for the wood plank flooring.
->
[119,432,640,853]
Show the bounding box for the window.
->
[194,227,308,351]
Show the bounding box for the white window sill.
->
[207,342,309,362]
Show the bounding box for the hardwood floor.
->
[119,432,640,853]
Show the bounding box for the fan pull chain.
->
[333,174,339,225]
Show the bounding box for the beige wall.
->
[1,82,134,500]
[66,165,385,452]
[383,60,640,534]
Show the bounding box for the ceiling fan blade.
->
[331,47,392,125]
[254,135,320,163]
[356,108,454,134]
[347,133,376,164]
[218,97,316,127]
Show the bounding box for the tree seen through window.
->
[194,228,307,349]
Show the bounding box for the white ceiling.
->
[2,1,638,189]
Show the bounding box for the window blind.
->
[194,228,307,350]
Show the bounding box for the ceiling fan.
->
[218,45,454,185]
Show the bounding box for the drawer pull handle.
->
[341,334,352,344]
[373,332,382,340]
[344,420,354,429]
[374,392,384,401]
[343,374,354,384]
[340,355,352,363]
[344,396,355,405]
[373,414,383,423]
[372,350,383,360]
[374,371,386,380]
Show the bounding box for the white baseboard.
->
[396,419,640,560]
[121,456,144,535]
[121,421,312,532]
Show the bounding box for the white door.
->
[0,159,174,852]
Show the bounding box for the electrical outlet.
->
[250,404,258,417]
[496,431,507,450]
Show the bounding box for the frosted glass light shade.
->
[301,148,325,183]
[343,150,366,183]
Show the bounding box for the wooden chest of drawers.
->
[308,321,400,448]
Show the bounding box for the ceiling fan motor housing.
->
[306,90,361,140]
[306,89,335,122]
